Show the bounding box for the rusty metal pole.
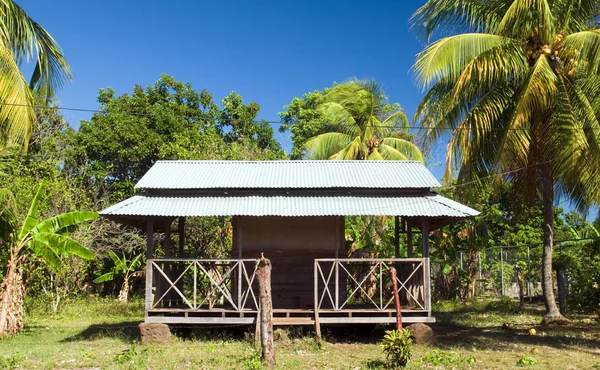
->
[390,267,403,330]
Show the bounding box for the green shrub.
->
[380,329,412,367]
[517,355,537,366]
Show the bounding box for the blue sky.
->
[18,0,429,154]
[16,0,599,219]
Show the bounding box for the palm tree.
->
[0,0,71,149]
[304,79,424,161]
[412,0,600,321]
[0,181,96,335]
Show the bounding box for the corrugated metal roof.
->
[100,194,479,218]
[134,160,441,189]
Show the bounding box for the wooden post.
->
[390,267,403,330]
[314,259,322,342]
[145,220,154,317]
[146,220,154,260]
[178,217,185,257]
[421,219,431,315]
[407,219,413,258]
[257,255,275,366]
[394,216,400,258]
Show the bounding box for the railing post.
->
[193,261,197,309]
[314,260,321,342]
[424,258,431,315]
[238,261,243,312]
[145,260,153,318]
[335,260,339,310]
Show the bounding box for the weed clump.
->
[380,329,412,367]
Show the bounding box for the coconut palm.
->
[412,0,600,321]
[0,0,71,149]
[304,79,424,161]
[0,181,96,335]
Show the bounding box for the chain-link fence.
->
[431,242,583,301]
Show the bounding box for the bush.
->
[381,329,412,367]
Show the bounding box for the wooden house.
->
[100,160,478,331]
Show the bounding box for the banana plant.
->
[94,251,144,303]
[0,180,96,335]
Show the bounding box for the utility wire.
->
[0,101,596,132]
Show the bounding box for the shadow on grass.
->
[432,322,600,352]
[60,321,141,343]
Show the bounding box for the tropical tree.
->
[0,0,71,149]
[303,79,424,161]
[412,0,600,321]
[0,181,96,335]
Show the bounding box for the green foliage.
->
[423,349,475,366]
[94,251,143,284]
[0,352,24,370]
[242,348,263,370]
[0,1,71,149]
[114,343,150,369]
[380,329,413,367]
[516,354,537,366]
[280,79,421,160]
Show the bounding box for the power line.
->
[1,101,596,132]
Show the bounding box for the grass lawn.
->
[0,297,599,369]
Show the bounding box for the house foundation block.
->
[139,322,171,344]
[406,323,436,345]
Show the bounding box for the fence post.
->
[478,251,482,296]
[257,255,275,366]
[460,251,463,271]
[527,246,531,301]
[500,248,504,297]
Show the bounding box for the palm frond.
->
[304,132,352,159]
[411,0,505,40]
[564,29,600,76]
[380,138,424,162]
[0,1,72,99]
[413,33,514,89]
[0,46,35,148]
[498,0,555,44]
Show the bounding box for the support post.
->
[257,255,275,366]
[421,219,429,258]
[178,217,185,257]
[394,216,400,258]
[164,220,172,257]
[407,220,413,258]
[145,220,154,318]
[390,267,402,330]
[146,220,154,260]
[421,219,431,315]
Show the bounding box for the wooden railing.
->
[145,259,259,313]
[314,258,431,313]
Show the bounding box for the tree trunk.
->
[540,169,563,322]
[257,256,275,366]
[0,254,25,336]
[515,266,524,306]
[463,249,478,300]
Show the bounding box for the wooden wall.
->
[233,216,343,309]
